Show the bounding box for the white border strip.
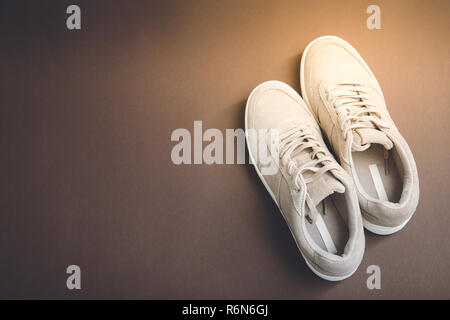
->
[369,164,388,201]
[315,214,338,254]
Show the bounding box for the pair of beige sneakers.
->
[245,36,419,281]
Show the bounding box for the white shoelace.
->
[326,82,390,152]
[279,126,339,223]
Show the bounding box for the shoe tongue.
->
[353,128,393,150]
[307,171,345,207]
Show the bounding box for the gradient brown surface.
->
[0,0,449,299]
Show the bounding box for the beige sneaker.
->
[245,80,364,280]
[300,36,420,235]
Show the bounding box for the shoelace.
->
[279,126,339,223]
[326,82,390,152]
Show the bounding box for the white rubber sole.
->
[362,214,412,235]
[245,81,358,281]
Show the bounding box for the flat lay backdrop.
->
[1,0,449,299]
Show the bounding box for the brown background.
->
[0,0,449,299]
